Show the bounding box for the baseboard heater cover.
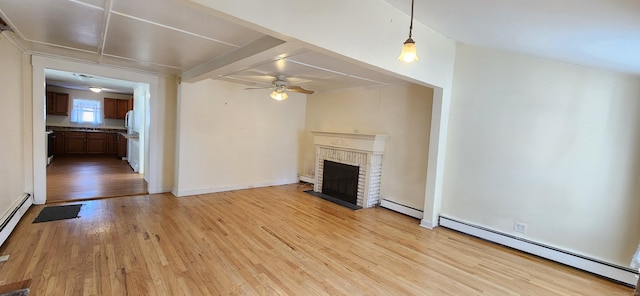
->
[439,216,638,286]
[299,175,314,184]
[380,199,423,219]
[0,193,33,247]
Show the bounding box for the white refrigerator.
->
[124,110,140,172]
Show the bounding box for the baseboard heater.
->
[439,216,638,287]
[299,175,314,184]
[0,193,33,247]
[380,199,423,219]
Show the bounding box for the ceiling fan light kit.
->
[398,0,419,63]
[270,90,289,101]
[245,74,314,101]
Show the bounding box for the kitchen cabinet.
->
[49,130,124,156]
[106,133,117,155]
[52,131,65,155]
[86,132,107,154]
[65,132,86,154]
[104,98,133,119]
[117,133,128,159]
[103,99,117,118]
[117,99,131,119]
[63,131,107,154]
[46,92,69,116]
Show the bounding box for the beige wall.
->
[174,79,307,196]
[0,36,26,219]
[151,76,177,193]
[442,44,640,266]
[303,84,433,210]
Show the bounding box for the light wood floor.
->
[0,184,633,295]
[46,155,147,203]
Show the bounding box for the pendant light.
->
[398,0,418,63]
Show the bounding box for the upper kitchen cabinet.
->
[46,91,69,116]
[104,98,133,119]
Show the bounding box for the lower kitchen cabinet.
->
[55,131,122,156]
[65,132,86,154]
[52,131,66,155]
[86,132,107,154]
[117,133,128,159]
[106,133,117,155]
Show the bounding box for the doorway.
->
[44,71,149,202]
[31,57,160,204]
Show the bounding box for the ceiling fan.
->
[245,75,314,101]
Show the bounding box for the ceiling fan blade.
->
[287,86,314,94]
[244,87,271,90]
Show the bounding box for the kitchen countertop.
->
[47,126,127,133]
[119,132,139,139]
[47,126,138,139]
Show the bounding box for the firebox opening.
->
[321,160,359,205]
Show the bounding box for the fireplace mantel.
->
[311,131,388,208]
[311,131,388,154]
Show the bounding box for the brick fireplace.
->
[312,131,388,208]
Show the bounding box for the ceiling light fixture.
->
[89,87,102,93]
[398,0,419,63]
[270,89,288,101]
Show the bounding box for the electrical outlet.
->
[514,221,528,234]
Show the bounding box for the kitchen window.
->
[70,98,102,125]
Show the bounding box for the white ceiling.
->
[386,0,640,75]
[45,69,141,94]
[0,0,638,95]
[0,0,407,94]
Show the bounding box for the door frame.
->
[31,56,162,204]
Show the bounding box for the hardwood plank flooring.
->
[0,184,633,295]
[46,155,147,203]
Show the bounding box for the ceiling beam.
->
[181,35,298,83]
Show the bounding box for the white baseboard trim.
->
[380,199,423,219]
[149,186,173,195]
[439,216,638,286]
[174,179,300,197]
[420,219,436,229]
[299,175,314,184]
[0,193,33,247]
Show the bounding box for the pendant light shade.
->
[398,0,418,63]
[398,38,418,62]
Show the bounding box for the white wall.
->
[147,76,177,193]
[174,79,306,196]
[303,84,433,210]
[45,85,131,129]
[442,44,640,266]
[0,35,26,220]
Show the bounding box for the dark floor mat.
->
[0,288,29,296]
[33,204,82,223]
[304,190,362,210]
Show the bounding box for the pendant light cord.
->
[409,0,414,38]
